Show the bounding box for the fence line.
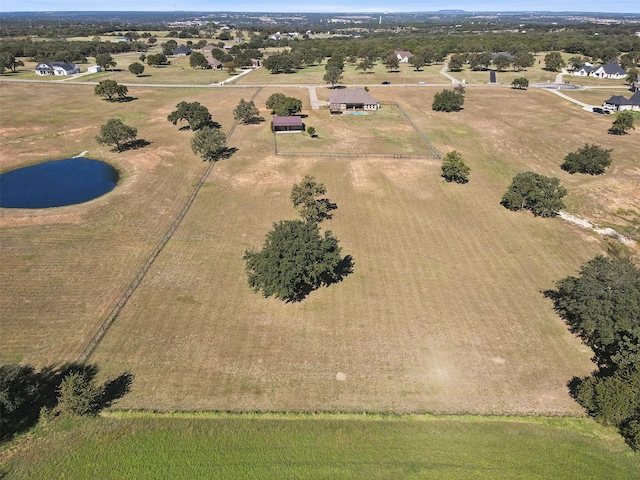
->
[273,102,440,160]
[76,87,262,364]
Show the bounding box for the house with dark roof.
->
[206,56,222,69]
[35,62,80,76]
[591,63,626,79]
[395,50,413,63]
[573,65,594,77]
[328,89,380,113]
[172,46,192,56]
[271,116,304,132]
[603,91,640,111]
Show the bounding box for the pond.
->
[0,158,119,209]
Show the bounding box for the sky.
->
[1,1,638,13]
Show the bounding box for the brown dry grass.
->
[2,83,638,415]
[0,83,260,364]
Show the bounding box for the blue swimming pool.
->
[349,111,368,115]
[0,158,119,209]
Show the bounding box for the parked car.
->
[417,81,426,85]
[592,107,604,114]
[381,81,390,85]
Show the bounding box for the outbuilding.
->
[271,116,304,132]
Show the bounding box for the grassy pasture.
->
[0,83,259,364]
[2,413,638,479]
[235,62,448,86]
[1,84,638,416]
[274,106,432,156]
[86,88,622,414]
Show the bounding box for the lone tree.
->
[493,54,511,71]
[243,220,345,302]
[290,175,336,223]
[356,57,374,73]
[501,172,567,217]
[265,93,302,116]
[0,53,24,73]
[94,79,128,102]
[441,150,470,184]
[323,65,343,88]
[56,371,103,417]
[128,62,145,76]
[233,98,261,124]
[511,77,529,90]
[432,89,465,112]
[448,54,464,72]
[96,53,117,71]
[307,126,317,138]
[191,126,227,161]
[384,53,400,72]
[561,144,613,175]
[167,101,213,130]
[544,52,565,72]
[609,111,635,135]
[96,118,138,151]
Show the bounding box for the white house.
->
[591,63,626,79]
[603,92,640,112]
[573,65,594,77]
[394,50,413,63]
[35,62,80,76]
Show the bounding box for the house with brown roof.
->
[328,89,380,114]
[207,56,222,69]
[395,50,413,63]
[271,116,305,132]
[202,45,215,53]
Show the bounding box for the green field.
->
[1,413,638,479]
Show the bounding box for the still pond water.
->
[0,158,119,209]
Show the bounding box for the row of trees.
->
[545,256,640,450]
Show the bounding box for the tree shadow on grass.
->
[111,139,151,152]
[0,363,133,443]
[209,146,238,161]
[289,254,355,303]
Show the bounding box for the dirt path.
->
[559,211,636,246]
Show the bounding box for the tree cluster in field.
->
[561,144,613,175]
[0,363,132,442]
[501,172,567,217]
[0,52,24,74]
[265,93,303,117]
[166,101,229,162]
[545,256,640,450]
[243,176,352,302]
[432,88,465,112]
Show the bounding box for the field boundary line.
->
[76,88,262,364]
[273,103,440,160]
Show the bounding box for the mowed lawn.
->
[2,414,638,479]
[0,83,260,364]
[235,61,448,85]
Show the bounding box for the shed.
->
[271,116,304,132]
[87,65,102,73]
